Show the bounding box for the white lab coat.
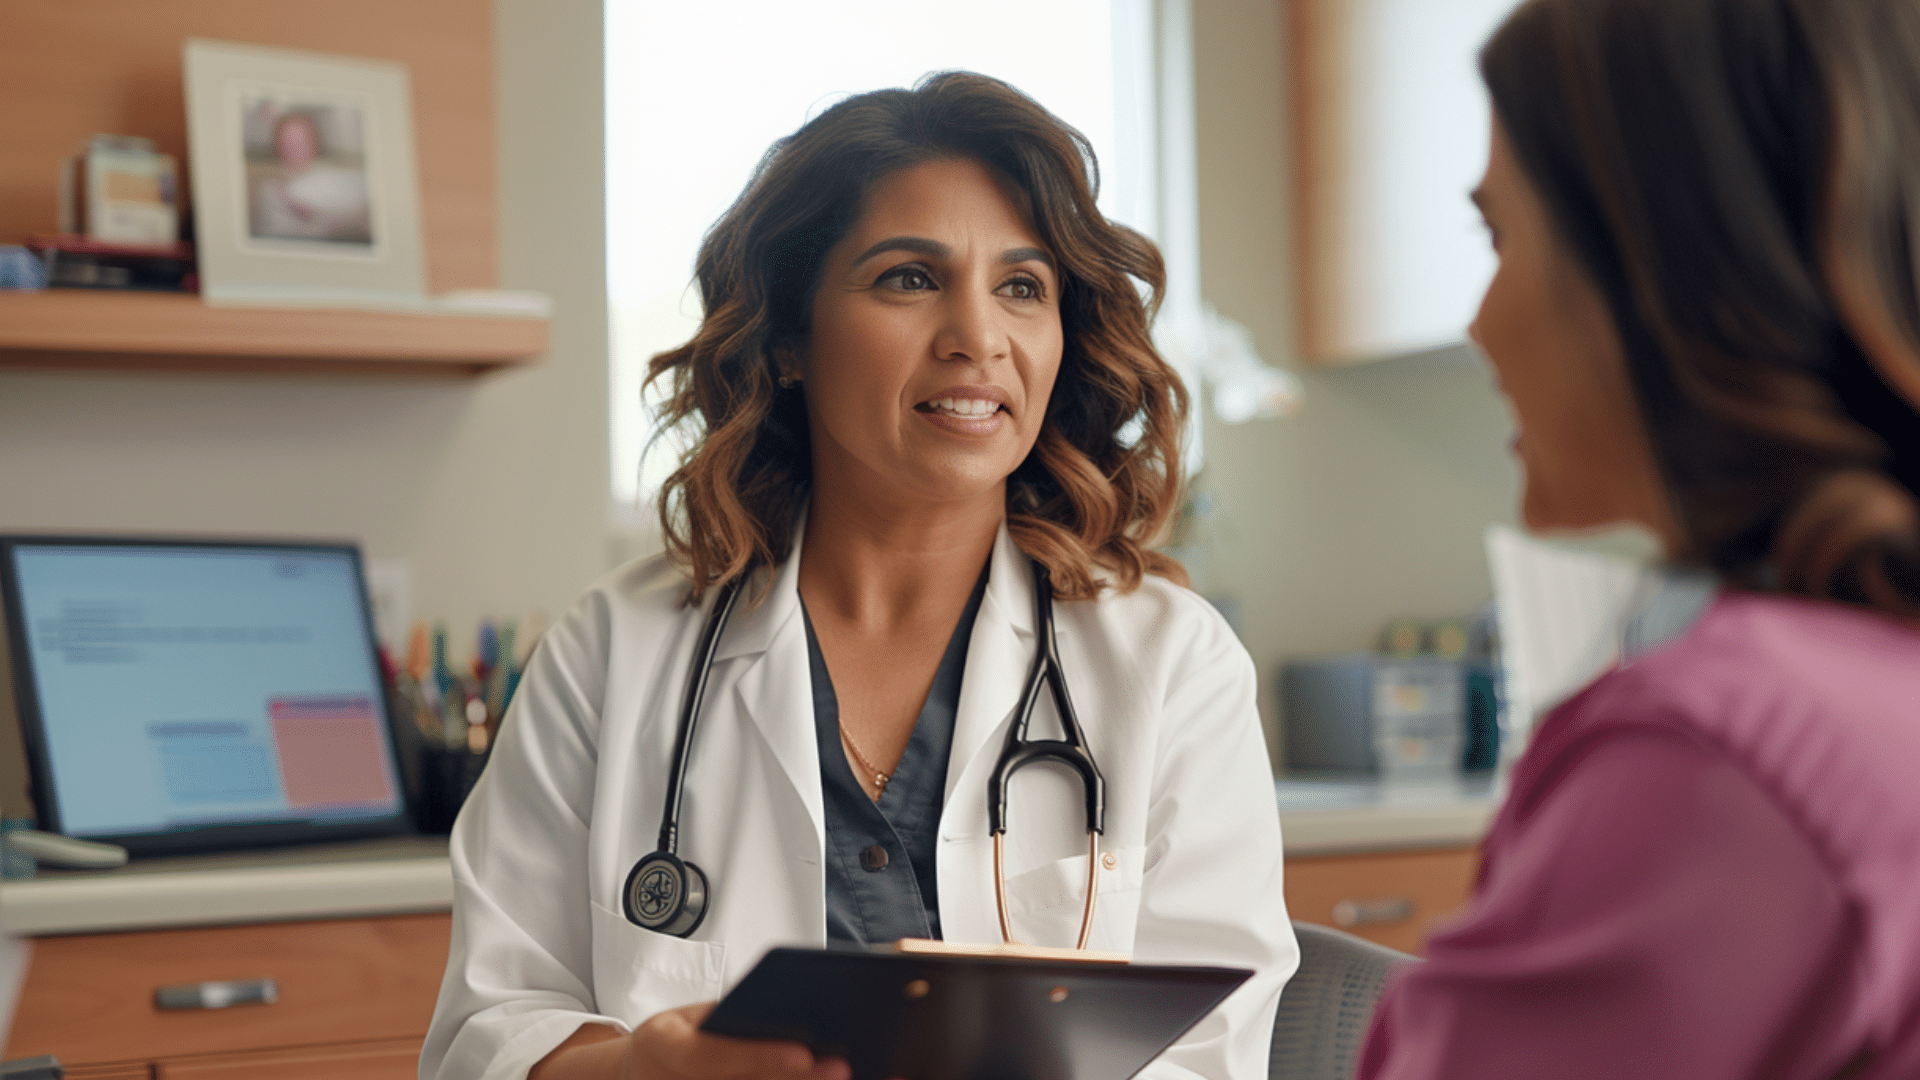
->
[421,524,1296,1080]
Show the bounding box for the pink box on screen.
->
[268,695,394,809]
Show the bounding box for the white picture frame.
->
[184,39,425,307]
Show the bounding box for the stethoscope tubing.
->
[655,576,744,854]
[987,562,1106,839]
[639,558,1106,950]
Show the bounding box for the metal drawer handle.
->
[1332,897,1414,928]
[154,978,279,1010]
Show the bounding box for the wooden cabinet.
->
[1284,846,1479,955]
[5,913,449,1078]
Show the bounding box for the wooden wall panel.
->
[0,0,496,293]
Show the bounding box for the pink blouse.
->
[1359,591,1920,1080]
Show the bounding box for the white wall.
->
[1188,0,1522,761]
[0,1,609,664]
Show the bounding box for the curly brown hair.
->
[1483,0,1920,616]
[645,72,1189,603]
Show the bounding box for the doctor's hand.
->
[530,1003,850,1080]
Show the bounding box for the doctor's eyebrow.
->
[999,246,1055,271]
[849,237,1057,272]
[850,237,949,270]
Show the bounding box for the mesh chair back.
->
[1269,921,1419,1080]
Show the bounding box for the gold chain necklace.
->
[839,725,891,795]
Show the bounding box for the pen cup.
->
[415,742,489,834]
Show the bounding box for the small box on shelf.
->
[59,134,182,248]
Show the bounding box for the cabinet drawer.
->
[5,914,449,1067]
[1284,846,1478,955]
[157,1037,420,1080]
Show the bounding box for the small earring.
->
[778,373,799,389]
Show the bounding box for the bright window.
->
[604,1,1157,511]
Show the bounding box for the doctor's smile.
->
[913,384,1012,435]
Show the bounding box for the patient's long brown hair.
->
[646,72,1187,603]
[1483,0,1920,616]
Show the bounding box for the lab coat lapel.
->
[942,525,1037,821]
[715,525,824,852]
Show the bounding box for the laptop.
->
[0,536,412,857]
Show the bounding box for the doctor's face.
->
[796,156,1064,511]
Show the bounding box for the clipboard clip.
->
[893,935,1131,964]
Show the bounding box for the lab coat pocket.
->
[588,900,727,1023]
[1002,844,1146,954]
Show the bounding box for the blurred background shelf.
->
[0,290,548,377]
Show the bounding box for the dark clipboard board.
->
[701,947,1253,1080]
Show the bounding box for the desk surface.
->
[1,780,1502,936]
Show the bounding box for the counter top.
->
[1274,775,1501,856]
[0,837,452,937]
[1,781,1503,936]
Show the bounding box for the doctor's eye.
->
[997,274,1046,302]
[878,265,938,292]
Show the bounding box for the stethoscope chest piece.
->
[623,849,710,937]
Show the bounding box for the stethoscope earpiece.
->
[622,849,710,937]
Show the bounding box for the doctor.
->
[422,72,1294,1080]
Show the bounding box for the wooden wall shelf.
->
[0,290,547,377]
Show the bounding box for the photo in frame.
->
[184,39,425,306]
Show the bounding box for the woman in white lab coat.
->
[422,72,1295,1080]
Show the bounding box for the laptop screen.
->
[1,540,408,853]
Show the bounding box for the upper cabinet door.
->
[1291,0,1520,365]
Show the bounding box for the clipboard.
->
[701,947,1253,1080]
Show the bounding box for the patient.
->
[1360,0,1920,1076]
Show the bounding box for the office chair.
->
[1269,921,1420,1080]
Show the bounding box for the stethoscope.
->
[623,560,1108,953]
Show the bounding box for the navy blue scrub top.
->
[801,565,989,948]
